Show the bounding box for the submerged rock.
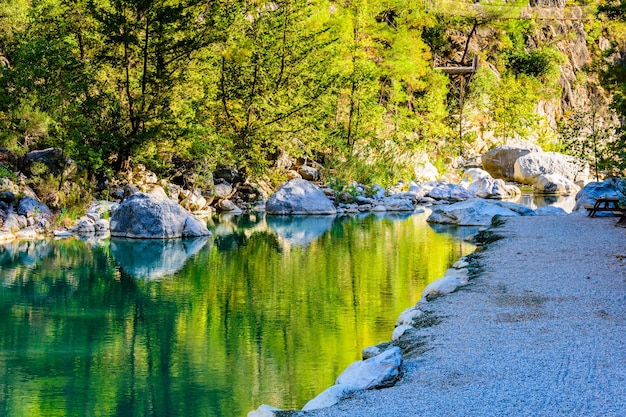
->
[266,179,336,215]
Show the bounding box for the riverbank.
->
[303,215,626,416]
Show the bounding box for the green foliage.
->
[0,164,16,180]
[0,0,622,187]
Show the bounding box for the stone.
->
[453,259,469,269]
[362,345,384,360]
[3,213,26,232]
[180,189,207,212]
[110,187,212,238]
[53,230,72,238]
[95,219,110,232]
[444,268,470,285]
[0,191,15,204]
[413,161,439,182]
[572,178,624,215]
[422,275,462,299]
[0,177,19,194]
[392,324,413,341]
[88,201,119,218]
[427,198,535,226]
[247,404,282,417]
[395,306,424,327]
[74,217,96,234]
[335,346,403,390]
[17,197,52,220]
[481,144,541,180]
[14,226,40,239]
[427,182,474,201]
[298,165,320,181]
[214,183,233,199]
[286,170,302,180]
[513,152,587,185]
[533,173,580,195]
[339,191,356,204]
[301,384,361,411]
[382,198,415,212]
[218,199,242,214]
[461,168,492,184]
[266,179,336,215]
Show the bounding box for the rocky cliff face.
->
[448,2,618,152]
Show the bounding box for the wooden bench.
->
[585,197,625,217]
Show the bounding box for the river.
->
[0,212,476,416]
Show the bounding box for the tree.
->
[597,0,626,174]
[213,0,338,175]
[87,0,219,172]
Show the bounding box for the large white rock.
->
[514,152,586,185]
[572,178,624,215]
[427,198,534,226]
[266,179,336,215]
[422,275,461,299]
[301,384,361,411]
[335,347,403,390]
[481,144,541,180]
[533,173,580,195]
[110,187,212,238]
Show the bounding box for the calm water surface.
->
[0,212,475,416]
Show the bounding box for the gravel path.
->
[304,215,626,417]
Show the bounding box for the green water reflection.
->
[0,212,475,416]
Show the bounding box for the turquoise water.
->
[0,212,475,416]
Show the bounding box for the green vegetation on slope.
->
[0,0,624,188]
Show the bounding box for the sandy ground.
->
[304,215,626,417]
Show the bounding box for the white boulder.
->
[533,173,580,195]
[427,182,474,201]
[110,187,212,238]
[427,198,534,226]
[392,324,414,341]
[336,347,403,389]
[302,384,361,411]
[514,152,586,185]
[422,276,461,299]
[481,144,541,180]
[572,178,624,215]
[395,306,424,327]
[266,179,336,215]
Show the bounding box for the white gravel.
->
[303,215,626,417]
